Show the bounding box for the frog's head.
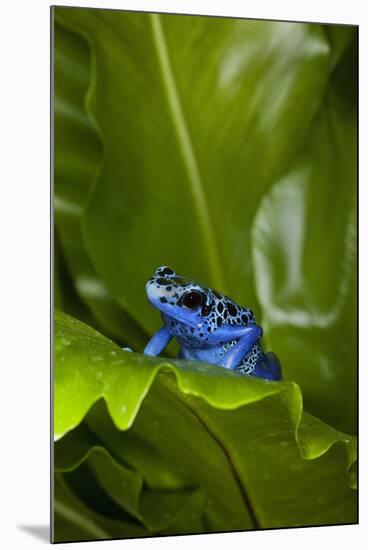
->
[146,266,210,329]
[146,266,255,343]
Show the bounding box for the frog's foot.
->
[122,347,133,352]
[252,352,282,381]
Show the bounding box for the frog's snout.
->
[145,278,159,305]
[146,266,177,307]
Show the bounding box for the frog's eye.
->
[180,291,204,310]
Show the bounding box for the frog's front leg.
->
[209,324,263,371]
[144,326,172,356]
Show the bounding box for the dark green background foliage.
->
[53,7,357,542]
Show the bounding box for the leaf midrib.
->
[160,374,260,529]
[150,13,227,293]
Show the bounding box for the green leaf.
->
[54,19,147,349]
[54,228,98,327]
[54,472,149,542]
[54,8,356,432]
[55,428,205,534]
[251,35,357,433]
[55,8,334,331]
[54,310,356,535]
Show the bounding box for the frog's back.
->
[204,295,264,373]
[208,291,255,328]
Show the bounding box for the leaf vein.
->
[150,13,227,292]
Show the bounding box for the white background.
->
[0,0,365,548]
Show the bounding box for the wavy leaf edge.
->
[54,309,357,490]
[55,443,204,534]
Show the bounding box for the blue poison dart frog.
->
[143,266,282,381]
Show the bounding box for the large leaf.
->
[54,19,147,349]
[54,472,150,542]
[56,429,205,535]
[54,310,356,540]
[54,8,357,433]
[251,36,357,433]
[54,228,98,327]
[55,8,334,329]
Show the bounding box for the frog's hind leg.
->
[215,324,263,370]
[252,352,282,381]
